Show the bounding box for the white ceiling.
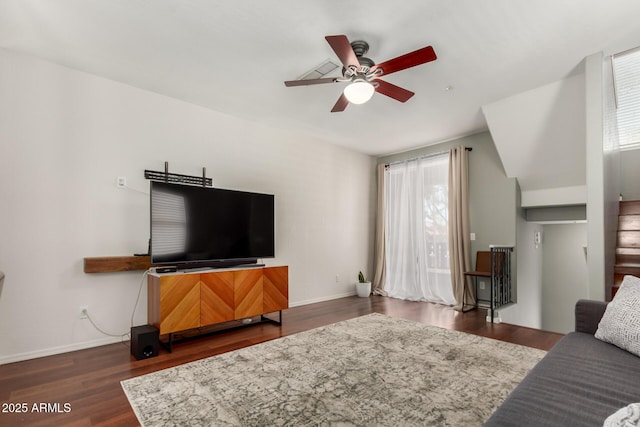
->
[1,0,640,156]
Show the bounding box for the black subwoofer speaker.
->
[131,325,159,360]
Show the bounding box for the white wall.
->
[465,133,518,258]
[482,73,586,200]
[503,221,588,334]
[0,49,375,364]
[500,208,543,329]
[540,224,589,333]
[585,52,606,301]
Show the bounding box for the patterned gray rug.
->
[122,313,546,426]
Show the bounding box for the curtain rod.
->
[385,147,472,167]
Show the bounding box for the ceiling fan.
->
[284,35,437,112]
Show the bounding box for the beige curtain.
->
[372,163,387,296]
[448,147,474,311]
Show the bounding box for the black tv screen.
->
[150,181,275,266]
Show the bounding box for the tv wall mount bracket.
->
[144,161,212,187]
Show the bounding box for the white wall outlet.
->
[534,231,542,248]
[470,232,476,241]
[479,281,486,290]
[116,176,127,188]
[79,306,88,319]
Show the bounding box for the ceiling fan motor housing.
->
[350,40,369,57]
[342,40,375,76]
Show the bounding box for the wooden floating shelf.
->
[84,256,151,273]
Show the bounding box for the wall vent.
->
[297,59,340,80]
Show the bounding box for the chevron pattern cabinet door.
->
[234,269,263,319]
[200,271,235,325]
[264,266,289,313]
[158,274,201,335]
[149,265,288,339]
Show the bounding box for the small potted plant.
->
[356,271,371,297]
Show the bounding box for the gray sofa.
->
[485,299,640,426]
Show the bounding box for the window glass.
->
[613,47,640,150]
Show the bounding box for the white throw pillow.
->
[595,275,640,357]
[603,402,640,427]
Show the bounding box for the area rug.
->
[121,313,546,426]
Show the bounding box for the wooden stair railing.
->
[613,200,640,298]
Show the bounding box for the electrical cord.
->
[84,310,129,340]
[82,268,151,343]
[120,182,149,196]
[131,269,150,328]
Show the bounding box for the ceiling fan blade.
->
[331,93,349,112]
[284,77,339,87]
[325,35,360,69]
[375,80,415,103]
[372,46,436,76]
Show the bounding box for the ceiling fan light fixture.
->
[343,79,375,104]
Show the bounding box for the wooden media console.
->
[148,265,288,351]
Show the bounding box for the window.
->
[612,47,640,150]
[384,153,455,305]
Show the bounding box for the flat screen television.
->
[150,181,275,268]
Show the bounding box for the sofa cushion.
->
[595,275,640,357]
[484,332,640,426]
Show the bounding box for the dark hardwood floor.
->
[0,296,563,426]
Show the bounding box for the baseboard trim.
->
[1,292,361,365]
[0,336,126,365]
[289,291,357,308]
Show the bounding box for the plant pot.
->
[356,281,371,297]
